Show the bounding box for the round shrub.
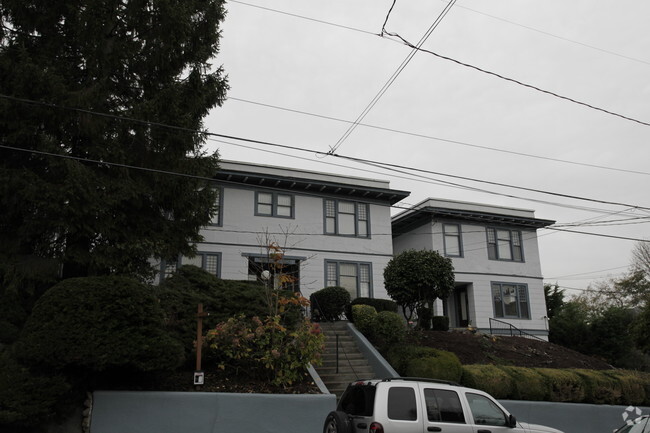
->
[372,311,406,349]
[535,368,585,402]
[17,276,184,373]
[310,286,350,321]
[461,364,514,399]
[404,348,462,383]
[351,304,377,337]
[347,297,397,319]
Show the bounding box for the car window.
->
[423,389,465,423]
[339,385,375,416]
[387,387,417,421]
[466,393,508,426]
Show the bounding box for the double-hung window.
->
[443,223,462,257]
[491,282,530,319]
[325,260,372,298]
[256,192,294,218]
[160,253,221,281]
[324,199,369,237]
[209,187,223,226]
[486,228,523,261]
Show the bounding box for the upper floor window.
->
[324,199,369,237]
[491,282,530,319]
[209,187,223,226]
[325,260,372,299]
[443,223,462,257]
[256,192,294,218]
[486,228,523,261]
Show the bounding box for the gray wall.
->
[90,391,336,433]
[90,391,648,433]
[501,400,650,433]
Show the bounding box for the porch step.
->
[314,321,377,399]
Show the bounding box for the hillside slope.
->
[413,330,613,370]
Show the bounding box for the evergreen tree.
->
[0,0,228,279]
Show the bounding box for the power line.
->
[2,93,649,215]
[227,96,650,177]
[328,0,457,154]
[230,1,650,129]
[381,31,650,128]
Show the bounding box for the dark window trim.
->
[486,227,525,262]
[323,198,371,238]
[255,191,295,219]
[159,252,222,282]
[443,223,463,258]
[324,259,374,298]
[491,281,530,320]
[208,186,224,227]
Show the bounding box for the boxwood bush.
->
[351,304,377,337]
[310,286,350,321]
[372,311,406,349]
[16,276,184,373]
[404,347,462,383]
[461,364,514,399]
[347,297,397,320]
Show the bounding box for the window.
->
[159,253,221,281]
[486,228,523,261]
[387,387,417,421]
[324,199,370,237]
[466,393,508,426]
[247,255,300,291]
[255,192,294,218]
[491,282,530,319]
[325,260,372,298]
[424,389,465,423]
[209,187,223,226]
[443,224,462,257]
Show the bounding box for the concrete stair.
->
[314,321,376,398]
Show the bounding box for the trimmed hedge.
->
[351,304,377,337]
[386,345,462,383]
[431,316,450,331]
[310,286,350,321]
[458,364,650,405]
[347,297,397,320]
[373,311,406,349]
[17,276,184,372]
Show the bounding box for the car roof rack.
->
[380,377,460,386]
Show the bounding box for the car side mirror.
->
[507,414,517,428]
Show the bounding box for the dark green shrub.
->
[535,368,585,402]
[498,366,548,401]
[158,265,268,358]
[351,304,377,337]
[372,311,405,349]
[603,370,646,405]
[0,350,71,429]
[310,286,350,321]
[347,297,397,320]
[404,347,462,382]
[17,276,184,373]
[461,365,514,399]
[431,316,450,331]
[417,306,433,329]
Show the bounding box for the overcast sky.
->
[202,0,650,297]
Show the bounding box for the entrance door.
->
[455,285,470,327]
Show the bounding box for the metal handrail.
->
[309,295,360,379]
[489,318,545,341]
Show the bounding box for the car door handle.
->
[477,430,492,433]
[427,428,442,432]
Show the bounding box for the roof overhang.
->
[213,167,410,205]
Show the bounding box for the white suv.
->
[323,378,563,433]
